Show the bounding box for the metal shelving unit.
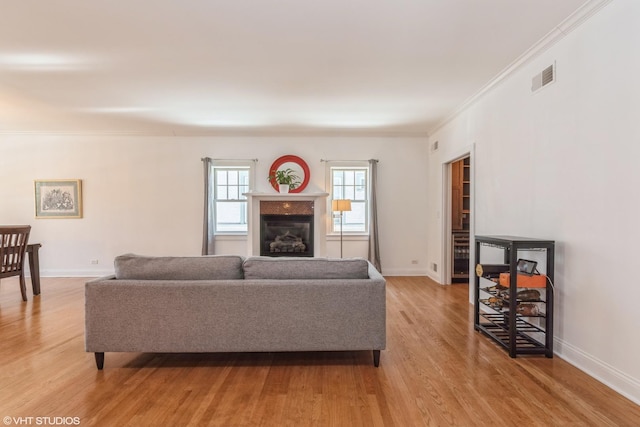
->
[474,235,555,358]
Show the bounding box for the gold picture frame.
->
[34,179,83,219]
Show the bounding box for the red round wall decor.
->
[268,155,310,193]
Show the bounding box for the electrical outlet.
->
[90,259,99,265]
[431,262,438,272]
[411,259,418,265]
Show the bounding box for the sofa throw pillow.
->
[114,254,245,280]
[243,256,369,280]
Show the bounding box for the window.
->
[330,164,369,234]
[212,162,253,233]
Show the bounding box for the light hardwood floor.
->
[1,276,639,426]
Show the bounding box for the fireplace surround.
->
[245,192,329,257]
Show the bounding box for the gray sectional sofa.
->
[85,254,386,369]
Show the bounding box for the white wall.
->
[0,135,429,276]
[427,0,640,404]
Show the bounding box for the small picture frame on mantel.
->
[34,179,83,219]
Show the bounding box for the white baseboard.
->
[380,268,428,276]
[38,268,436,278]
[34,269,113,278]
[36,272,446,280]
[555,337,640,405]
[40,269,431,278]
[425,270,440,283]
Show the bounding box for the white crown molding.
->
[0,130,171,136]
[0,128,430,138]
[428,0,614,136]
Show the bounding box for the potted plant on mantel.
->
[268,168,300,193]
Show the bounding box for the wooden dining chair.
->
[0,225,32,301]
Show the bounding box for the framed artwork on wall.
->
[34,179,83,219]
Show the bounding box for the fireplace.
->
[260,214,313,257]
[245,192,329,257]
[259,200,314,257]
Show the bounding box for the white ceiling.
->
[0,0,593,136]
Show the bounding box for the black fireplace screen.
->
[260,214,313,257]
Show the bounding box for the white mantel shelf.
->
[244,192,330,257]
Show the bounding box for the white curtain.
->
[368,159,381,272]
[202,157,214,255]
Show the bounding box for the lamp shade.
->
[332,199,352,212]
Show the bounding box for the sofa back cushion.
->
[114,254,245,280]
[243,256,369,280]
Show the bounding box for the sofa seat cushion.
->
[243,256,369,280]
[114,254,245,280]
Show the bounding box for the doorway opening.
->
[449,155,471,283]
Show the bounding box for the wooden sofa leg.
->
[373,350,380,367]
[95,352,104,370]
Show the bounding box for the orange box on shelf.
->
[499,273,546,288]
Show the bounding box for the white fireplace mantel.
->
[244,192,329,257]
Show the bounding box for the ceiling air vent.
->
[531,63,555,93]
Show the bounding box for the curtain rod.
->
[201,157,258,162]
[320,159,378,163]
